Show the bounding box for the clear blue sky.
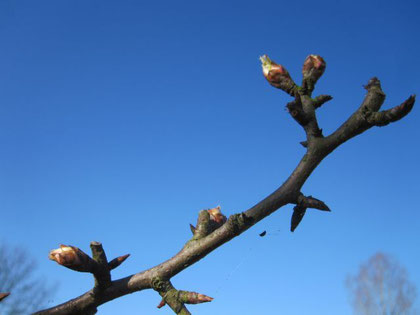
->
[0,0,419,314]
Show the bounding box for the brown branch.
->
[90,242,111,289]
[362,95,415,127]
[34,55,415,315]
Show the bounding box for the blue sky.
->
[0,0,419,314]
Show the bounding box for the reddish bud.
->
[157,299,166,308]
[179,291,214,304]
[260,55,294,93]
[302,55,326,83]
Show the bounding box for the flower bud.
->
[302,55,326,84]
[260,55,296,95]
[49,244,94,272]
[207,206,227,225]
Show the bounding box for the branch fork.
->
[151,278,213,315]
[35,54,414,315]
[290,194,331,232]
[49,242,129,290]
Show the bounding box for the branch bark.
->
[34,55,414,315]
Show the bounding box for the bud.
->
[108,254,130,270]
[0,292,10,302]
[302,55,326,84]
[157,299,166,309]
[260,55,295,94]
[179,291,214,304]
[207,206,227,225]
[49,244,94,272]
[290,205,306,232]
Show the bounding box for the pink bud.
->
[260,55,296,95]
[179,291,214,304]
[260,55,291,88]
[302,55,326,83]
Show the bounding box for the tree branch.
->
[34,55,415,314]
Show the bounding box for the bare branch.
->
[325,78,413,150]
[34,55,415,315]
[362,95,415,127]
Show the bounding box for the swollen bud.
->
[207,206,227,225]
[302,55,326,85]
[260,55,296,95]
[49,244,94,272]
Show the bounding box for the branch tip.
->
[109,254,130,270]
[157,299,166,309]
[297,194,331,211]
[313,95,333,109]
[363,94,415,127]
[189,224,196,235]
